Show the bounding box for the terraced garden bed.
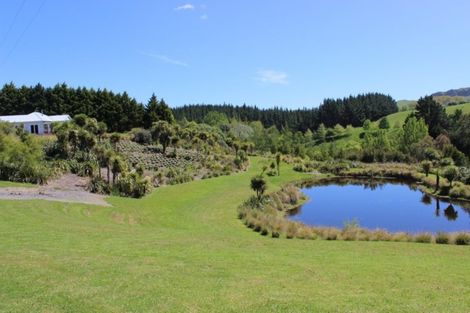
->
[115,140,202,170]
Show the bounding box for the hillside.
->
[385,102,470,126]
[397,100,417,111]
[432,87,470,97]
[313,102,470,149]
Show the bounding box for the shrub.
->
[420,160,432,177]
[114,173,153,198]
[323,228,340,240]
[449,182,470,199]
[131,128,152,145]
[88,176,111,194]
[454,233,470,245]
[392,232,412,242]
[0,130,52,184]
[285,223,297,239]
[296,226,315,240]
[443,166,459,187]
[260,228,269,236]
[414,232,433,243]
[370,229,392,241]
[440,157,454,167]
[435,232,450,244]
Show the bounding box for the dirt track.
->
[0,174,110,206]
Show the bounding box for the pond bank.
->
[238,172,470,244]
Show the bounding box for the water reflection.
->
[444,204,458,221]
[435,199,440,217]
[421,194,432,205]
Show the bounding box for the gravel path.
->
[0,174,111,206]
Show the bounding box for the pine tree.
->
[415,96,448,137]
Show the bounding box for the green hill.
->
[384,102,470,127]
[312,102,470,149]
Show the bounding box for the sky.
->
[0,0,469,109]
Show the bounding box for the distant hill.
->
[432,87,470,97]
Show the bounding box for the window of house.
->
[44,124,49,134]
[30,125,35,133]
[35,125,39,134]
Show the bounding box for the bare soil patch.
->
[0,174,110,206]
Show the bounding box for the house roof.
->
[0,112,71,123]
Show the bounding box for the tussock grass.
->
[414,232,433,244]
[435,232,451,244]
[454,232,470,245]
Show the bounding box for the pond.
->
[288,179,470,233]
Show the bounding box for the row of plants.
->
[115,139,202,170]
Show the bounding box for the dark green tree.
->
[414,96,448,137]
[151,121,174,153]
[250,175,267,200]
[378,117,390,129]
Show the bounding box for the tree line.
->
[0,83,171,133]
[173,93,398,132]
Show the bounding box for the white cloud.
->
[256,70,289,85]
[200,14,208,20]
[139,51,188,67]
[175,3,195,11]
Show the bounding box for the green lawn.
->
[1,158,470,312]
[0,180,35,187]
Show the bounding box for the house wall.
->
[14,122,51,135]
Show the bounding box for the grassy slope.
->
[385,102,470,127]
[321,102,470,148]
[1,158,470,312]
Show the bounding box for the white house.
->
[0,112,71,135]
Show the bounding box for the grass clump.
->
[435,232,450,244]
[454,232,470,245]
[391,232,413,242]
[414,232,433,244]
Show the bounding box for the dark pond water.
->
[288,179,470,233]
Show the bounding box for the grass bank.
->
[1,158,470,312]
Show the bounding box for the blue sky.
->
[1,0,469,108]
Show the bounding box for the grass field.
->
[1,158,470,312]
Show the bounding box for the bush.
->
[88,176,111,194]
[440,157,454,167]
[414,232,432,243]
[392,232,412,242]
[0,131,51,184]
[443,166,459,187]
[114,173,152,198]
[435,232,450,244]
[449,182,470,199]
[370,229,392,241]
[454,233,470,245]
[131,128,152,145]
